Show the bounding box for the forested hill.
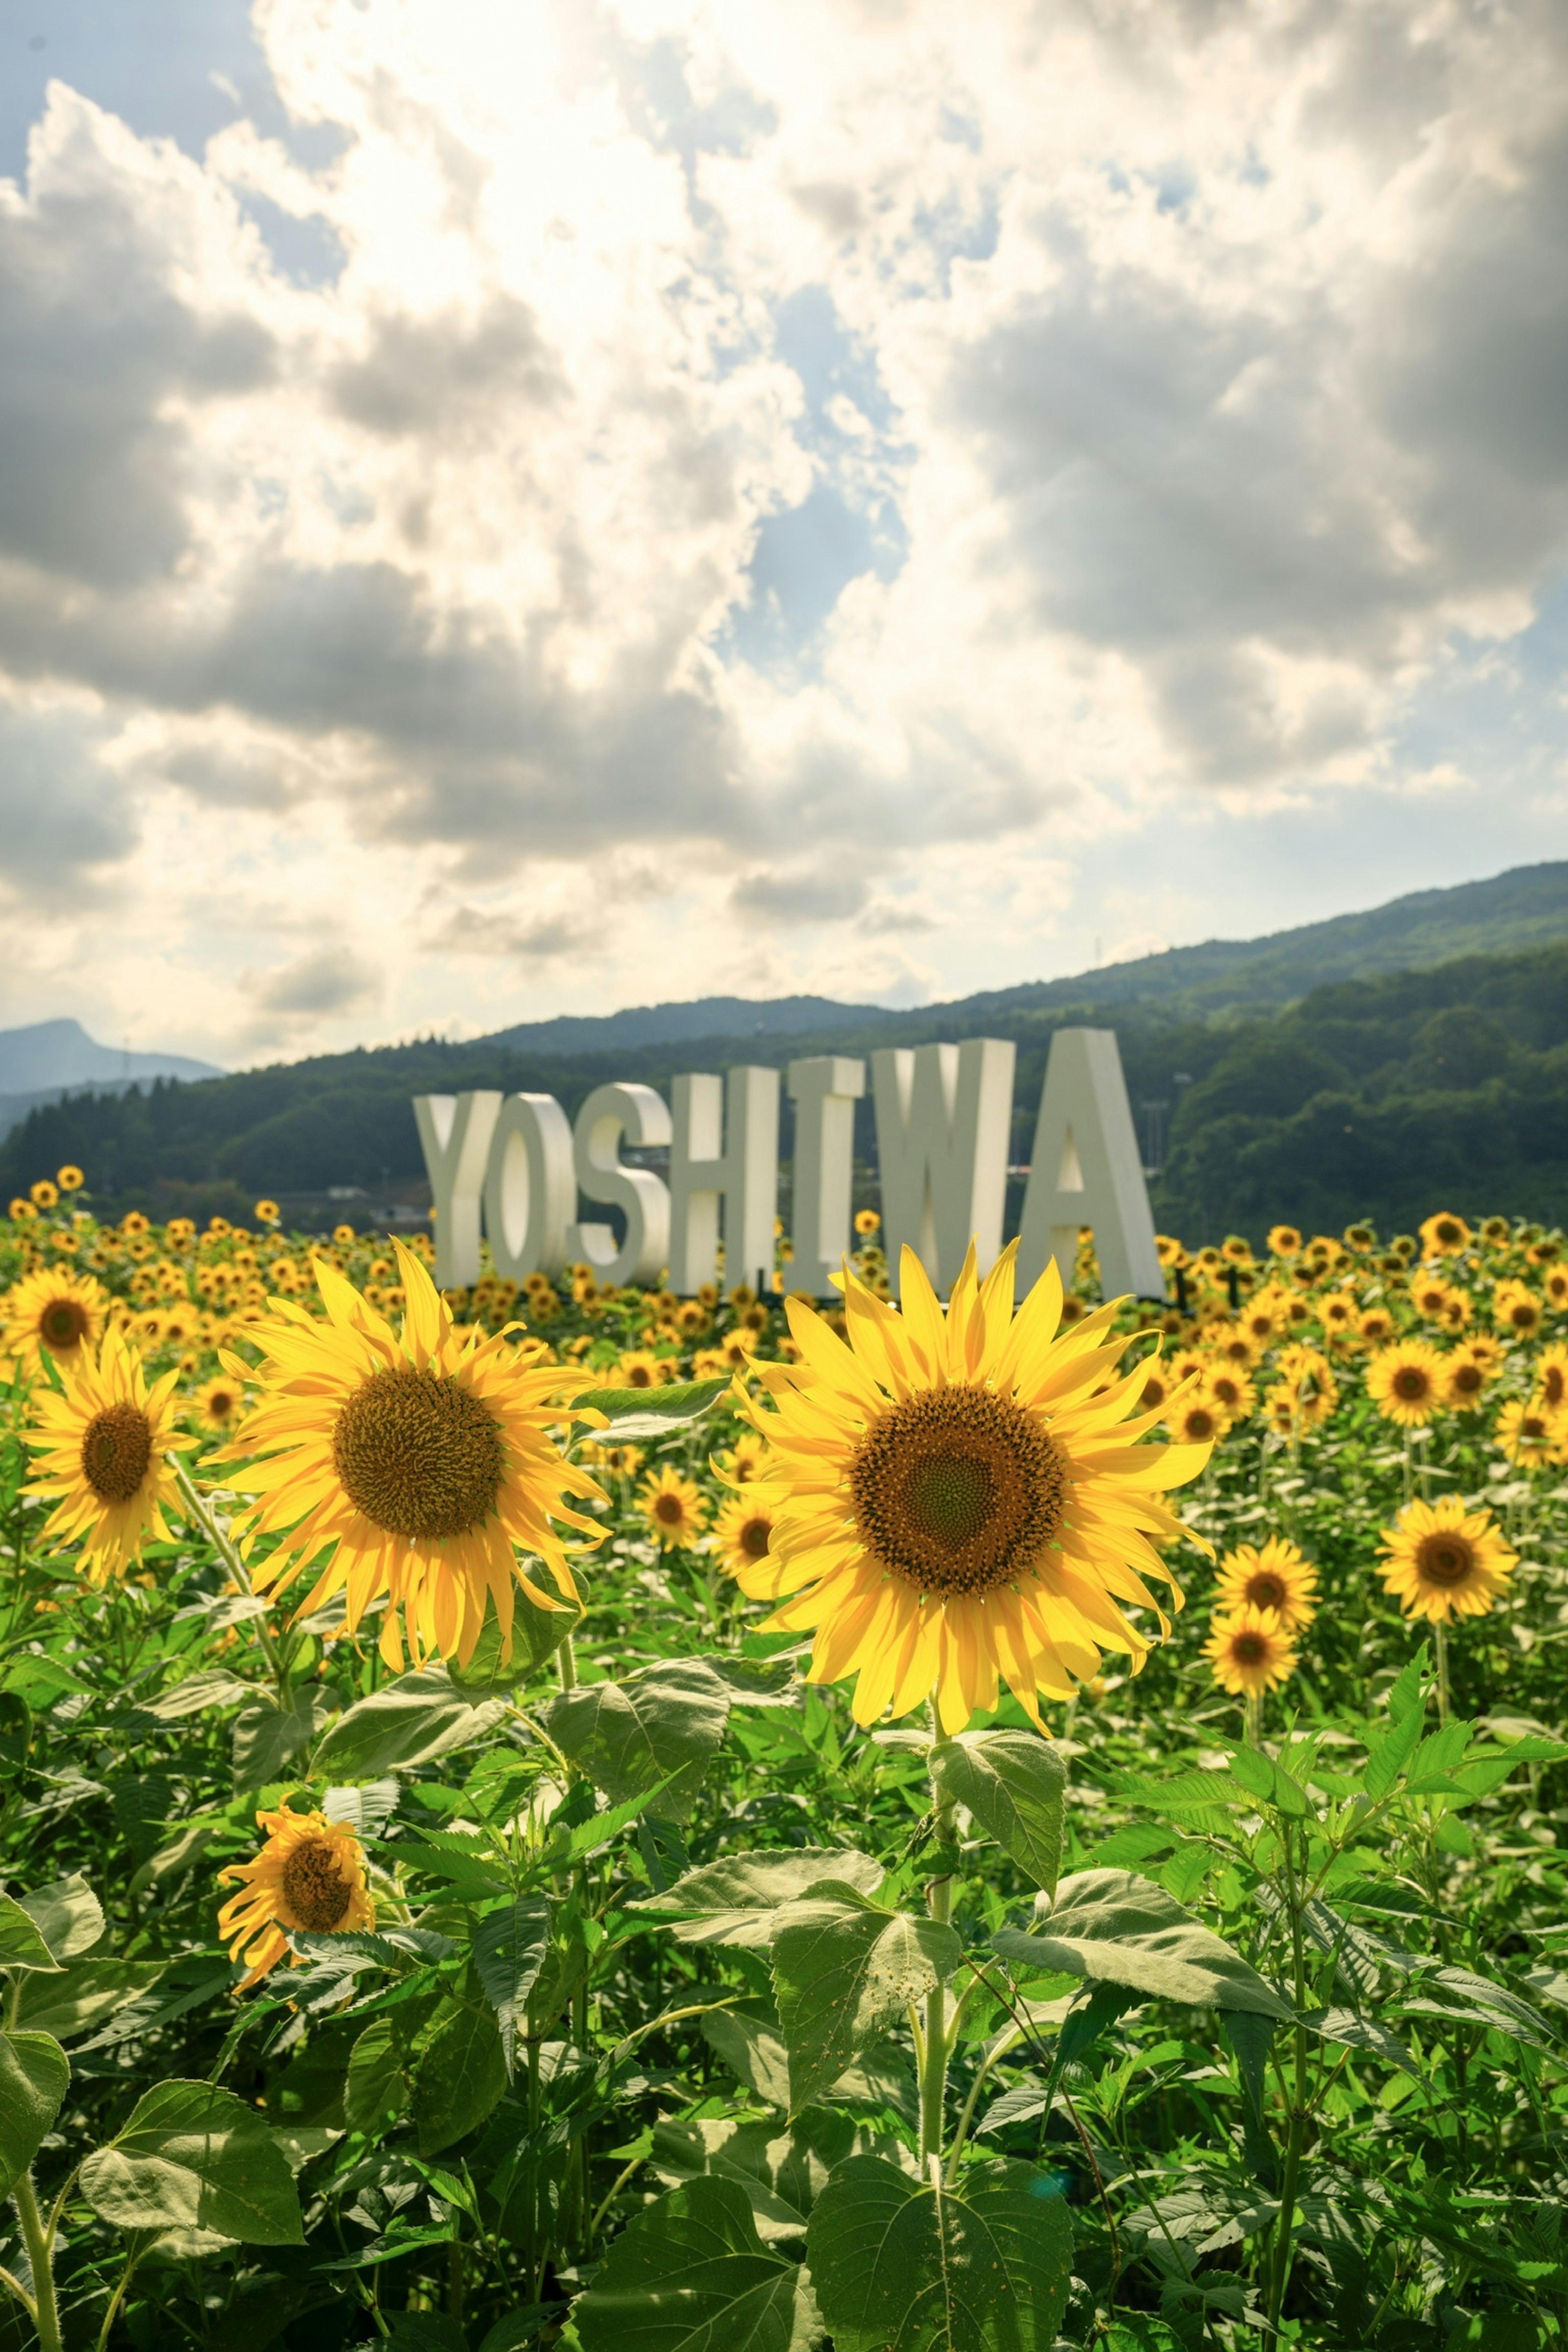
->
[8,932,1568,1243]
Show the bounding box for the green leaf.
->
[320,1780,400,1839]
[931,1732,1067,1892]
[1228,1746,1312,1820]
[806,2153,1073,2352]
[1364,1690,1428,1801]
[642,1849,886,1947]
[345,2019,411,2136]
[565,1780,678,1862]
[0,1892,61,1973]
[19,1873,105,1963]
[546,1659,734,1822]
[993,1870,1292,2020]
[313,1668,507,1779]
[143,1670,257,1721]
[411,1994,507,2156]
[17,1958,165,2043]
[472,1897,550,2077]
[651,2111,870,2242]
[704,2012,793,2109]
[79,2079,304,2243]
[1300,2006,1419,2078]
[233,1688,335,1794]
[772,1886,962,2113]
[0,2029,68,2198]
[573,2173,822,2352]
[576,1374,733,1441]
[128,1818,221,1901]
[0,1692,31,1776]
[450,1596,584,1696]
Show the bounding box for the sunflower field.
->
[0,1174,1566,2352]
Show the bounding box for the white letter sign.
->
[786,1055,865,1296]
[566,1081,672,1290]
[482,1092,575,1283]
[414,1090,500,1290]
[1016,1028,1163,1299]
[669,1065,780,1294]
[870,1038,1016,1295]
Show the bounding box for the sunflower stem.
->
[169,1456,285,1681]
[11,2171,61,2352]
[556,1629,578,1691]
[1434,1617,1451,1726]
[921,1713,957,2168]
[1243,1690,1263,1749]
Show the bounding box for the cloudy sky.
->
[1,0,1566,1068]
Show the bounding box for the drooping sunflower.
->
[715,1489,779,1577]
[215,1241,604,1671]
[1419,1212,1472,1259]
[1366,1340,1444,1428]
[1378,1497,1515,1625]
[728,1243,1209,1733]
[1274,1343,1339,1427]
[638,1466,708,1549]
[3,1264,110,1375]
[24,1326,188,1581]
[1203,1606,1297,1697]
[1213,1537,1318,1633]
[217,1807,375,1989]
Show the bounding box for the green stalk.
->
[1267,1824,1312,2329]
[11,2172,61,2352]
[920,1722,957,2168]
[170,1455,286,1682]
[1434,1618,1450,1726]
[557,1628,579,1691]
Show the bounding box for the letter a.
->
[1016,1029,1163,1299]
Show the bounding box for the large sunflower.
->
[215,1241,604,1671]
[217,1807,375,1989]
[1378,1497,1515,1625]
[4,1263,109,1375]
[24,1327,187,1581]
[731,1243,1209,1733]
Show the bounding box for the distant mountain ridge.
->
[471,861,1568,1053]
[0,1020,223,1144]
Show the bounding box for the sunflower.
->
[24,1327,188,1581]
[1495,1397,1568,1469]
[1168,1393,1230,1447]
[2,1264,110,1376]
[1267,1225,1302,1258]
[1357,1306,1395,1347]
[193,1374,246,1435]
[1204,1607,1298,1697]
[854,1209,882,1238]
[639,1467,707,1549]
[715,1489,779,1577]
[1136,1363,1174,1417]
[1343,1223,1377,1253]
[1205,1365,1256,1421]
[1410,1273,1460,1323]
[1274,1344,1339,1427]
[1318,1291,1358,1340]
[1494,1281,1544,1341]
[1214,1537,1317,1633]
[217,1807,375,1989]
[254,1199,280,1226]
[1366,1340,1444,1428]
[1378,1497,1515,1625]
[1419,1212,1472,1260]
[578,1438,645,1479]
[30,1180,58,1211]
[731,1243,1209,1733]
[1445,1348,1494,1410]
[1534,1343,1568,1411]
[616,1350,666,1392]
[1241,1293,1284,1347]
[215,1241,604,1672]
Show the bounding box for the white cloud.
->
[0,0,1566,1060]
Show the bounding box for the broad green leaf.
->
[20,1873,104,1963]
[144,1670,257,1721]
[1228,1745,1312,1820]
[643,1849,886,1947]
[1300,2006,1419,2078]
[1364,1693,1428,1802]
[993,1870,1292,2020]
[701,2012,914,2117]
[320,1780,400,1838]
[128,1818,221,1900]
[931,1732,1067,1892]
[313,1668,506,1778]
[575,1375,732,1441]
[233,1688,335,1794]
[80,2079,304,2243]
[546,1659,734,1822]
[651,2111,873,2242]
[1396,1966,1556,2054]
[450,1595,584,1695]
[345,2019,411,2136]
[806,2154,1073,2352]
[17,1958,165,2042]
[0,1892,61,1973]
[573,2173,822,2352]
[472,1896,550,2076]
[411,1994,507,2155]
[0,2029,68,2198]
[565,1779,679,1862]
[1113,1769,1260,1835]
[772,1886,962,2113]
